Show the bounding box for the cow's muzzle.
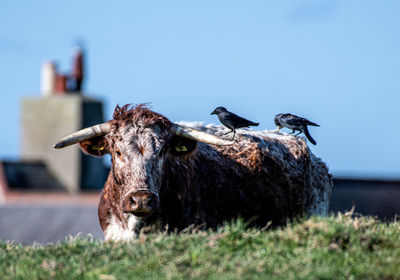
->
[122,190,158,217]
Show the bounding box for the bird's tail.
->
[250,122,259,127]
[308,121,320,127]
[302,126,317,145]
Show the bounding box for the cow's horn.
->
[53,122,111,149]
[170,123,234,146]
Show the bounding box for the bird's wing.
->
[225,112,256,127]
[280,114,300,125]
[283,114,318,126]
[299,117,319,127]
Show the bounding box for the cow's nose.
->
[123,191,158,217]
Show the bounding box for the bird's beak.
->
[210,110,216,115]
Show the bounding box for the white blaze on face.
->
[104,214,141,241]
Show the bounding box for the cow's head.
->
[54,104,233,218]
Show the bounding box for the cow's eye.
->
[115,150,122,158]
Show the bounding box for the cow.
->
[54,104,332,241]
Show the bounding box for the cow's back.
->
[161,125,332,228]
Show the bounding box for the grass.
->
[1,213,400,280]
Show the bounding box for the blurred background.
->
[0,1,399,244]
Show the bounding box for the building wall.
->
[21,95,106,192]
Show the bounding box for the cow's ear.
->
[168,135,197,157]
[79,136,109,157]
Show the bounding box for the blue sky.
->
[0,1,399,177]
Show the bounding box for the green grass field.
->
[1,214,399,280]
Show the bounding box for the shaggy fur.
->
[80,104,332,241]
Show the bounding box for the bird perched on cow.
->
[274,113,319,145]
[211,106,259,140]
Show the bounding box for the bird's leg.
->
[295,131,302,136]
[223,128,233,135]
[230,129,236,141]
[289,129,296,134]
[274,126,282,132]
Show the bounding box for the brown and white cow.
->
[54,104,332,241]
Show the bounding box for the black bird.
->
[211,107,259,140]
[274,113,319,145]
